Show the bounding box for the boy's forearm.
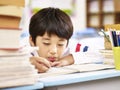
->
[60,54,74,65]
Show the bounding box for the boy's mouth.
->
[48,57,56,62]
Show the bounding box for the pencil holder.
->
[104,37,112,50]
[113,47,120,70]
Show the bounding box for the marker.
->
[75,43,81,52]
[83,46,88,52]
[111,31,117,47]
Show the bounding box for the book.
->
[0,63,39,88]
[99,49,113,56]
[0,58,39,88]
[0,5,24,28]
[99,49,114,65]
[0,49,39,88]
[0,15,21,28]
[0,0,25,7]
[0,49,28,56]
[0,76,38,88]
[0,5,24,17]
[0,27,24,49]
[38,63,115,78]
[0,46,39,56]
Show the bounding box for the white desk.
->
[39,69,120,90]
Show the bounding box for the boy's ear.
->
[29,36,35,46]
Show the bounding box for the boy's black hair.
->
[29,7,73,44]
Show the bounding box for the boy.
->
[29,7,74,73]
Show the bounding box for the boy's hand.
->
[51,60,69,67]
[51,54,74,67]
[30,56,51,73]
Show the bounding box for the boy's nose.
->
[50,46,57,55]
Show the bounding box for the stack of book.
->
[0,46,39,88]
[0,0,25,49]
[0,0,24,28]
[99,49,114,65]
[0,0,39,88]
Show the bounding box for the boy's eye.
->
[58,44,64,46]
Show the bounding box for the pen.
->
[117,34,120,46]
[111,31,118,47]
[75,43,81,52]
[116,31,120,46]
[83,46,88,52]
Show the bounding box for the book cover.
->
[0,0,25,7]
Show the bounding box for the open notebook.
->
[38,63,115,78]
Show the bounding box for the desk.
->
[2,82,44,90]
[39,69,120,90]
[2,69,120,90]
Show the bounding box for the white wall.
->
[71,0,86,31]
[22,0,86,32]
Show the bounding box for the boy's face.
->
[30,33,68,62]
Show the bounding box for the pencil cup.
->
[113,47,120,70]
[104,37,112,50]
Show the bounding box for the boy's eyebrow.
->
[42,37,66,41]
[42,37,50,40]
[59,38,66,41]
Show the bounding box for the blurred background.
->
[23,0,86,33]
[20,0,120,51]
